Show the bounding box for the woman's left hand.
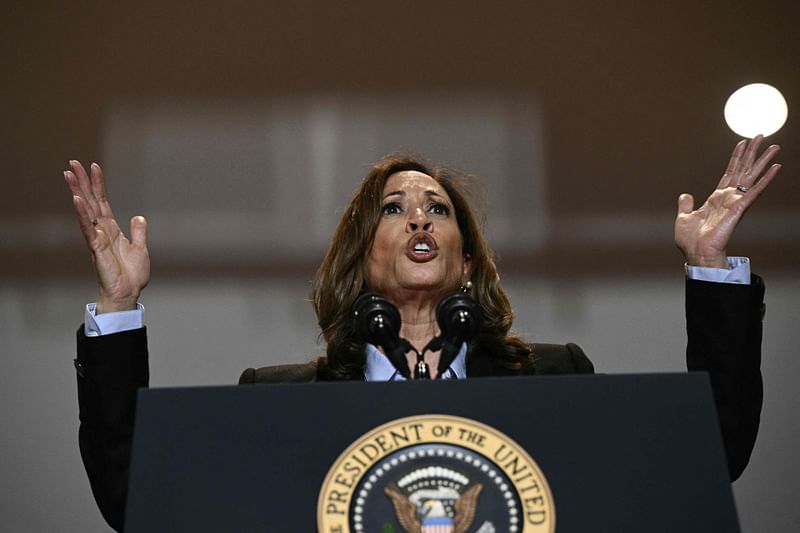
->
[675,135,782,268]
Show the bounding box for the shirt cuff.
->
[84,303,145,337]
[685,256,751,285]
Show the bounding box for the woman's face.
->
[364,171,471,301]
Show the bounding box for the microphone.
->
[432,292,484,376]
[353,293,416,379]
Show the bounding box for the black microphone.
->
[433,292,484,376]
[353,293,416,379]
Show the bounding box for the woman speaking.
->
[66,136,780,531]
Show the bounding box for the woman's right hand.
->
[65,161,150,314]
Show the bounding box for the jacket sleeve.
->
[75,326,149,532]
[685,275,765,482]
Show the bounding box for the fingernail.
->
[63,171,70,180]
[91,162,98,169]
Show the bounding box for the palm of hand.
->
[91,214,150,309]
[676,188,748,268]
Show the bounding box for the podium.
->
[124,373,740,532]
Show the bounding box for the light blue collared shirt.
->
[363,342,468,382]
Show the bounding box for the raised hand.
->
[64,161,150,313]
[675,135,781,268]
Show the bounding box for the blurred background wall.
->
[2,1,798,531]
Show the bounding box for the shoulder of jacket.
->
[239,361,319,384]
[532,342,594,374]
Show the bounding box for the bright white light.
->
[724,83,788,138]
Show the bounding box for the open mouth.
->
[406,234,438,262]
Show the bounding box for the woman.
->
[246,155,593,384]
[66,137,780,531]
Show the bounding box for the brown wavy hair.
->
[311,154,534,380]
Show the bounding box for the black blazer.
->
[75,277,764,531]
[237,341,594,384]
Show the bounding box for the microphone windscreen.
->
[353,292,401,343]
[436,292,483,343]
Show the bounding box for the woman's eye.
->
[381,203,402,215]
[429,203,450,216]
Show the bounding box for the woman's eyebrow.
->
[382,190,447,200]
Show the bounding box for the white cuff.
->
[685,256,751,285]
[84,303,145,337]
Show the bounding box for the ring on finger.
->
[735,169,752,191]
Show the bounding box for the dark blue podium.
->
[125,373,740,532]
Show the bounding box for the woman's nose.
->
[407,208,433,233]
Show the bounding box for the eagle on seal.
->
[384,483,483,533]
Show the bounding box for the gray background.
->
[2,2,799,531]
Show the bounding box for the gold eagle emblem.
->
[384,483,483,533]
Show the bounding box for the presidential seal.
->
[317,414,555,533]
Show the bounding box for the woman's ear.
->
[462,254,473,280]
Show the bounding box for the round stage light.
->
[724,83,788,138]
